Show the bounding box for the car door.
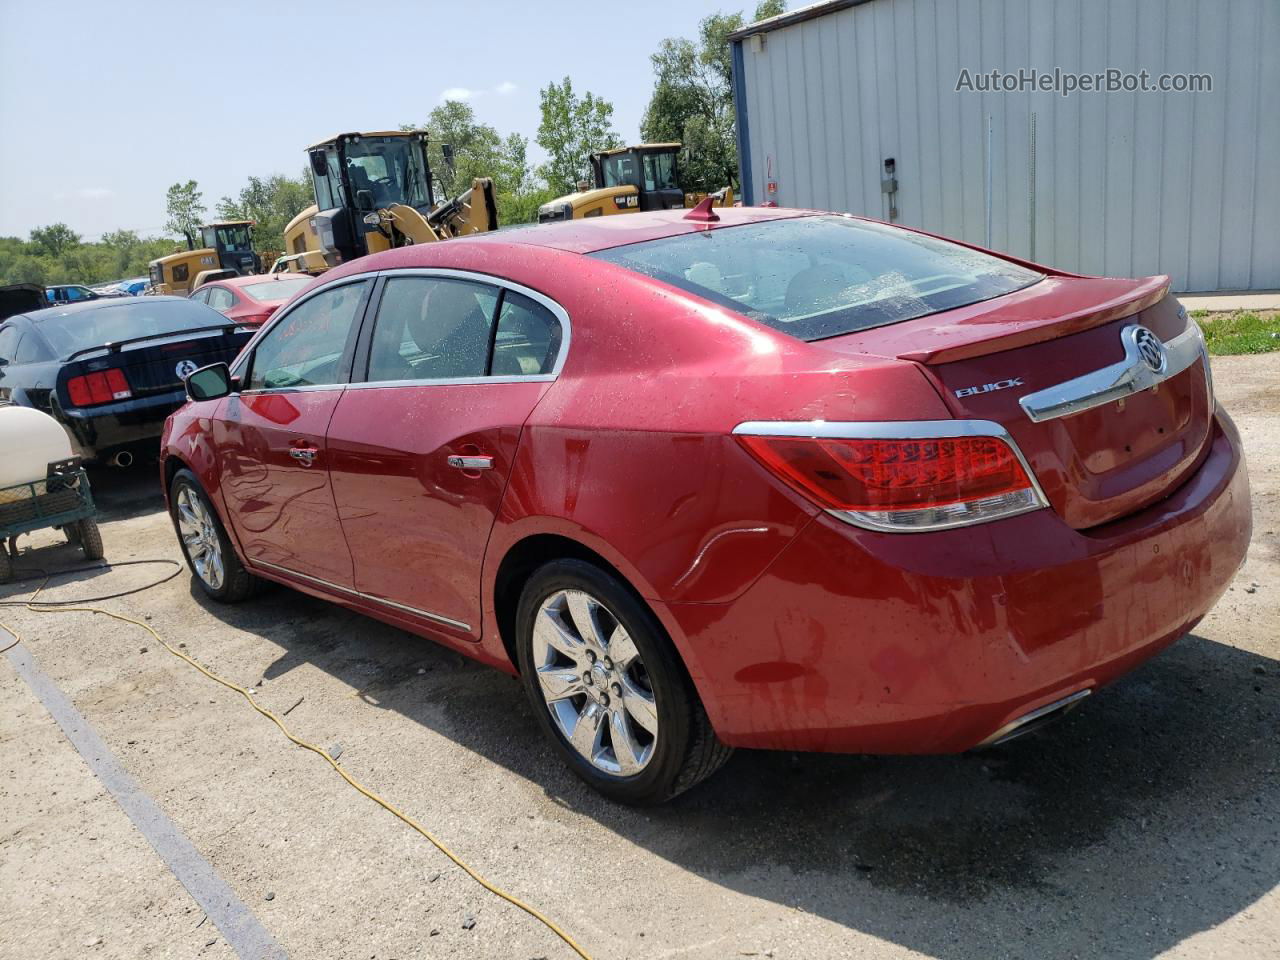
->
[325,272,566,636]
[215,277,372,587]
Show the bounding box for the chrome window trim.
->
[228,272,373,381]
[252,559,471,632]
[229,268,572,387]
[731,418,1049,533]
[360,266,572,383]
[1018,319,1206,424]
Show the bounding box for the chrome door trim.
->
[252,559,472,632]
[730,418,1051,528]
[1018,320,1207,423]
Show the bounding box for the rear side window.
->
[14,331,51,363]
[246,280,368,390]
[491,292,561,376]
[365,277,499,382]
[207,287,236,313]
[591,216,1042,341]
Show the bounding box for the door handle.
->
[289,447,319,466]
[446,454,493,471]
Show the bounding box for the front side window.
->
[344,137,430,211]
[246,280,368,390]
[642,152,678,192]
[592,216,1043,341]
[600,153,639,189]
[216,226,252,252]
[365,277,499,382]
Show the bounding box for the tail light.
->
[67,368,132,407]
[734,420,1047,532]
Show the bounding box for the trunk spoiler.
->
[64,323,242,362]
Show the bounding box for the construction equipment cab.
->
[148,221,261,296]
[537,143,734,223]
[276,131,498,275]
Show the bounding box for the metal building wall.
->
[733,0,1279,292]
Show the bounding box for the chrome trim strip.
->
[731,418,1050,533]
[977,688,1091,747]
[1018,321,1206,423]
[344,374,555,390]
[252,559,471,632]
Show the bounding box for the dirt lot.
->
[2,354,1277,960]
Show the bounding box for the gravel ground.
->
[1,353,1277,960]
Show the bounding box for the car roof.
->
[209,273,311,291]
[476,206,811,256]
[27,296,191,322]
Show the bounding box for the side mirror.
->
[440,143,455,171]
[186,362,234,401]
[310,151,328,177]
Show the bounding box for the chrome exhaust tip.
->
[109,450,134,468]
[978,688,1091,748]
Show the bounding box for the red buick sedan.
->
[161,207,1251,804]
[189,273,314,327]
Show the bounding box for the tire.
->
[515,559,732,805]
[76,518,104,561]
[63,523,81,546]
[168,468,259,603]
[0,546,10,584]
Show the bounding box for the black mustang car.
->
[0,297,254,464]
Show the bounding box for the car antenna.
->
[683,196,720,222]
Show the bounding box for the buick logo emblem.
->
[1132,327,1166,373]
[175,359,199,380]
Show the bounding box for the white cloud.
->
[79,187,114,200]
[439,87,477,102]
[494,81,517,95]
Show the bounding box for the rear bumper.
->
[58,388,187,461]
[666,410,1252,754]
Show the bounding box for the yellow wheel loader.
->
[274,131,498,275]
[536,143,734,223]
[148,220,261,295]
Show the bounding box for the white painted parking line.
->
[2,627,288,960]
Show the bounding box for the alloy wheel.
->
[531,589,658,776]
[176,486,225,591]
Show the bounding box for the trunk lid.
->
[822,276,1214,529]
[58,328,253,405]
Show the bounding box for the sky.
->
[0,0,753,240]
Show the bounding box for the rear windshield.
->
[242,278,311,302]
[590,215,1042,341]
[36,300,226,357]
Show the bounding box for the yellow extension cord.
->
[0,579,592,960]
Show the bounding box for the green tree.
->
[28,223,81,258]
[536,77,622,195]
[215,173,313,257]
[413,101,504,200]
[165,180,206,248]
[406,104,553,225]
[640,1,785,192]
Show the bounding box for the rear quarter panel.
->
[467,247,954,670]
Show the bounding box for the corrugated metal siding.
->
[737,0,1280,291]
